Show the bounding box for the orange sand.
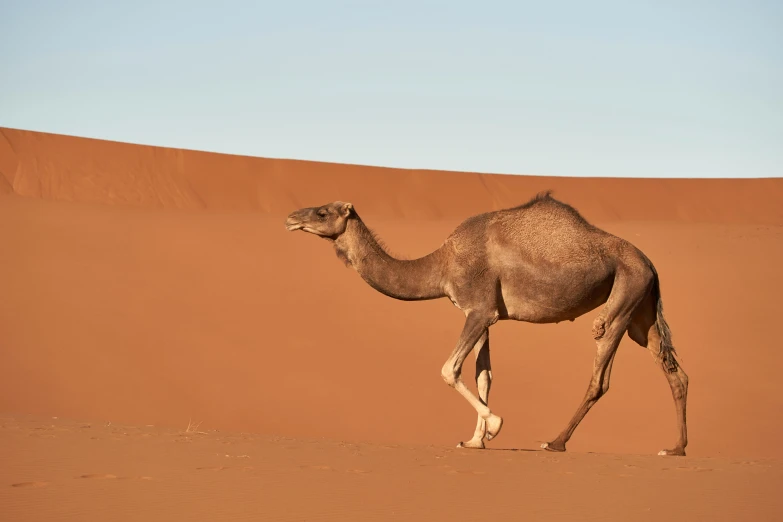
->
[1,127,781,520]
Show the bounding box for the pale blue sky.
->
[1,1,781,178]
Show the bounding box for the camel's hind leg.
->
[542,272,646,453]
[457,332,492,449]
[540,324,623,452]
[628,291,689,456]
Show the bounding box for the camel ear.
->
[340,202,353,217]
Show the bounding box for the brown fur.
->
[286,192,689,455]
[651,265,679,373]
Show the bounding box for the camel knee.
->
[441,364,459,387]
[585,381,606,402]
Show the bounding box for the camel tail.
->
[651,265,679,373]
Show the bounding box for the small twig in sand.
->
[185,419,208,435]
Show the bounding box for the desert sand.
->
[1,127,782,520]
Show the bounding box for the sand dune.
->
[2,127,782,223]
[1,127,781,520]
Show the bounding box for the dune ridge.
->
[2,127,782,224]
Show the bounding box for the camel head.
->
[285,201,355,239]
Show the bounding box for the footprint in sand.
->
[299,465,333,471]
[447,469,486,475]
[80,474,154,480]
[738,461,772,469]
[298,466,368,474]
[11,481,48,488]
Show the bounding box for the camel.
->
[285,192,689,456]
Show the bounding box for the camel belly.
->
[498,266,613,324]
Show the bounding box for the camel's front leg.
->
[457,331,493,449]
[441,312,503,448]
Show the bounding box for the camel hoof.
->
[541,441,566,452]
[485,414,503,441]
[658,448,686,457]
[457,439,485,449]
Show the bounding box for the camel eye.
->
[317,210,328,219]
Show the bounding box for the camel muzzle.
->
[285,218,304,231]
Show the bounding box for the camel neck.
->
[334,217,447,301]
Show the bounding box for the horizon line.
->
[2,124,780,182]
